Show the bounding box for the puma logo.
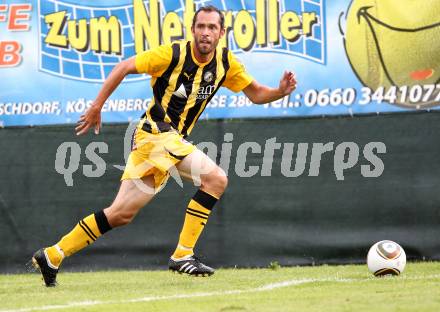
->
[183,72,193,80]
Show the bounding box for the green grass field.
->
[1,262,439,312]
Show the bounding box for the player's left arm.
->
[243,71,297,104]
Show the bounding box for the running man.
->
[32,5,297,286]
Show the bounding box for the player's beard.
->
[195,37,218,55]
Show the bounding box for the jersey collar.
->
[190,40,216,67]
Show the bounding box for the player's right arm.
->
[75,58,137,135]
[75,44,173,136]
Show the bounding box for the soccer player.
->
[32,5,297,286]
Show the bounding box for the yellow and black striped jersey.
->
[135,40,253,137]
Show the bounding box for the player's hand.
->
[279,71,297,96]
[75,105,102,136]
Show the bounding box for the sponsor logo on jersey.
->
[173,84,188,99]
[196,85,215,100]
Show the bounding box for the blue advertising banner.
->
[0,0,439,127]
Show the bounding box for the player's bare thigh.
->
[176,149,228,198]
[103,175,156,227]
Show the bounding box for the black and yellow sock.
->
[45,210,111,268]
[172,190,219,259]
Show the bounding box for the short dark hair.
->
[192,5,224,29]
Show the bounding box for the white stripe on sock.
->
[54,245,65,259]
[43,249,58,270]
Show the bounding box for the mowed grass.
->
[1,262,440,312]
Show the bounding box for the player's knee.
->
[202,168,228,193]
[216,169,228,191]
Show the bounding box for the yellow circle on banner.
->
[344,0,440,106]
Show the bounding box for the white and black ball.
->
[367,240,406,276]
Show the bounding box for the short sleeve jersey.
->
[135,40,253,136]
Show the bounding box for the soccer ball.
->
[367,240,406,276]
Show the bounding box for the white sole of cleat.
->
[169,269,212,277]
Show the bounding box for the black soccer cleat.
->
[32,248,58,287]
[168,256,215,276]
